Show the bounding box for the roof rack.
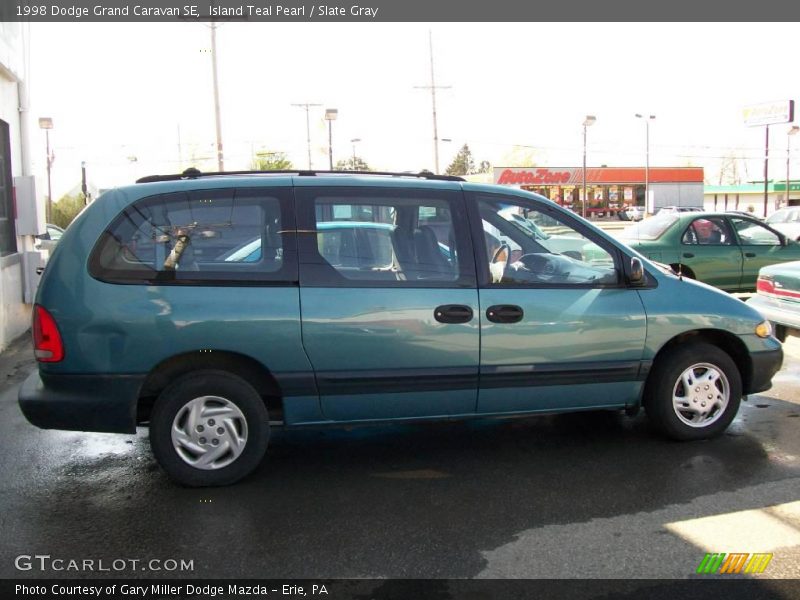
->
[136,168,466,184]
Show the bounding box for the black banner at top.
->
[3,0,800,22]
[5,579,800,600]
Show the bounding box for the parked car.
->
[618,206,645,221]
[613,212,800,291]
[765,207,800,240]
[746,261,800,341]
[726,210,762,221]
[19,170,782,486]
[35,223,65,252]
[220,221,411,265]
[656,206,704,216]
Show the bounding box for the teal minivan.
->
[19,170,783,486]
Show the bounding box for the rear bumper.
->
[746,295,800,330]
[18,371,145,434]
[747,348,783,395]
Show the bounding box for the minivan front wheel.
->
[644,343,741,441]
[150,370,269,486]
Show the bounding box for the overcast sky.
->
[27,22,799,197]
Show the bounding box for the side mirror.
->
[629,257,644,285]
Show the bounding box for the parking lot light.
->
[325,108,338,170]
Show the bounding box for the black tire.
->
[150,370,269,486]
[644,343,742,441]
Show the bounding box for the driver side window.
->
[477,197,618,286]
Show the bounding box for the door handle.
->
[745,252,756,258]
[682,252,695,258]
[434,304,474,324]
[486,305,524,324]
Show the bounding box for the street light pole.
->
[787,125,800,208]
[324,108,338,170]
[582,115,596,219]
[209,21,224,172]
[636,114,656,212]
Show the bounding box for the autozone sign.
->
[495,168,572,185]
[493,166,704,185]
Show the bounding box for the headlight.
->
[755,321,773,339]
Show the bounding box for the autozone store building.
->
[493,166,704,216]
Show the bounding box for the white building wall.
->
[703,192,782,217]
[0,23,31,350]
[651,183,704,209]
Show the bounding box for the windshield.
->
[619,214,678,240]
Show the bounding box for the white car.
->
[765,207,800,241]
[656,206,704,216]
[625,206,645,221]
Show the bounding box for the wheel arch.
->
[137,350,283,424]
[669,263,696,279]
[645,329,751,397]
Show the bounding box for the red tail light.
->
[33,305,64,362]
[756,276,775,296]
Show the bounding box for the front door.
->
[729,216,800,290]
[677,216,743,291]
[295,184,479,422]
[467,192,648,414]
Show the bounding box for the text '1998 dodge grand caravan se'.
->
[19,170,783,486]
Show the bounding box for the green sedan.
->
[616,212,800,292]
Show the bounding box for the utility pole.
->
[764,126,770,217]
[209,21,224,172]
[81,161,88,205]
[177,123,183,170]
[292,102,322,169]
[414,31,450,174]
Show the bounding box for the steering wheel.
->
[490,242,512,283]
[520,253,563,282]
[491,242,511,265]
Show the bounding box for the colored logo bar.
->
[696,553,773,575]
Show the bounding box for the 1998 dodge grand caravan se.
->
[19,170,783,486]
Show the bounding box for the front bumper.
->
[18,371,145,434]
[747,348,783,395]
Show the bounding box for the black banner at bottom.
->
[5,579,800,600]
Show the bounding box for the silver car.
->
[765,207,800,241]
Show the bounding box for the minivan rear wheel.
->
[150,370,269,486]
[644,343,741,441]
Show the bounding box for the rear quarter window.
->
[89,187,296,284]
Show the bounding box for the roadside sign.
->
[743,100,795,127]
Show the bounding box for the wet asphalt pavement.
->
[1,334,799,581]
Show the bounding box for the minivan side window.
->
[295,188,474,287]
[89,188,296,284]
[475,195,619,286]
